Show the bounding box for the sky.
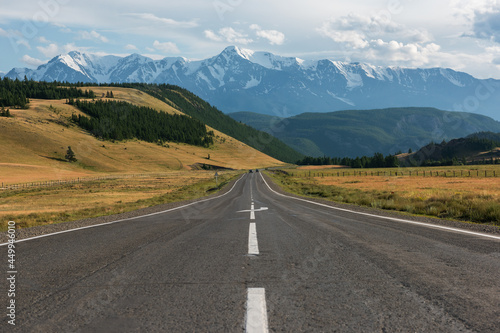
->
[1,0,500,79]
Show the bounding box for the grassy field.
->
[268,165,500,225]
[0,170,240,231]
[0,87,283,185]
[0,86,286,230]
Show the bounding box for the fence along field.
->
[271,165,500,225]
[0,170,240,231]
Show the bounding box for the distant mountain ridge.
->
[403,131,500,166]
[229,108,500,158]
[5,46,500,120]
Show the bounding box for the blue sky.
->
[1,0,500,78]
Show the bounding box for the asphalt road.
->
[2,172,500,332]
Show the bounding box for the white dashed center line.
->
[248,223,259,255]
[245,288,269,333]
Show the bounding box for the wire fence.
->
[290,168,500,178]
[0,172,187,191]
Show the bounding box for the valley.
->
[0,85,285,230]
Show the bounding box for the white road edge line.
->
[259,173,500,241]
[0,174,247,247]
[245,288,268,333]
[248,223,259,255]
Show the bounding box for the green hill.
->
[405,132,500,166]
[115,84,303,163]
[229,108,500,158]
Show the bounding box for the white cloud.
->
[367,39,441,66]
[37,43,59,58]
[204,30,223,42]
[317,12,431,50]
[471,9,500,42]
[140,53,166,61]
[450,0,498,21]
[126,13,198,28]
[204,27,253,45]
[451,0,500,42]
[250,24,285,45]
[0,28,8,37]
[63,43,91,54]
[317,26,369,49]
[21,55,45,67]
[37,36,50,44]
[125,44,138,50]
[16,39,31,50]
[79,30,109,43]
[152,40,180,53]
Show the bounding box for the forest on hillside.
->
[0,77,95,108]
[69,99,214,147]
[108,82,304,163]
[297,153,400,168]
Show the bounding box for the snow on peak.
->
[122,53,152,64]
[330,61,363,89]
[439,68,465,87]
[58,54,86,75]
[222,46,254,60]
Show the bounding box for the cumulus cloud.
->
[125,44,138,50]
[470,9,500,42]
[152,40,180,53]
[37,36,51,44]
[335,12,401,34]
[250,24,285,45]
[79,30,109,43]
[37,43,59,58]
[452,1,500,42]
[316,12,442,67]
[21,55,45,67]
[317,26,369,49]
[367,39,441,66]
[126,13,198,28]
[317,12,404,48]
[204,27,253,44]
[317,12,435,50]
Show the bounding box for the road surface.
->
[2,172,500,332]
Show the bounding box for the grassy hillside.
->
[403,132,500,166]
[0,87,284,185]
[230,108,500,158]
[121,83,304,163]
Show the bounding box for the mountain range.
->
[229,108,500,158]
[4,46,500,120]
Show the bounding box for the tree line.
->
[110,83,304,163]
[297,152,400,168]
[68,99,214,147]
[0,77,95,108]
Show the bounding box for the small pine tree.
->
[65,146,77,162]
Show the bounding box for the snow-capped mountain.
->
[6,46,500,120]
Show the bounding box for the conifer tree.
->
[65,146,77,162]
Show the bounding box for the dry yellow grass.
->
[318,175,499,202]
[0,87,285,229]
[273,166,500,224]
[0,87,284,185]
[0,171,239,229]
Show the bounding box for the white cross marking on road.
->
[238,203,268,220]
